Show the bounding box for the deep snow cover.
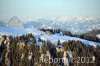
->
[0,26,100,47]
[0,16,100,47]
[1,16,100,34]
[24,16,100,34]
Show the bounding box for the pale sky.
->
[0,0,100,21]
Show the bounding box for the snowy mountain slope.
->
[24,16,100,34]
[0,26,45,37]
[40,33,100,47]
[0,26,100,47]
[0,21,6,27]
[0,27,26,36]
[0,16,100,47]
[25,26,45,36]
[0,30,11,36]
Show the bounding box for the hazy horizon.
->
[0,0,100,22]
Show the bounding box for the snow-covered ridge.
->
[0,16,100,47]
[24,16,100,34]
[1,16,100,34]
[0,26,100,48]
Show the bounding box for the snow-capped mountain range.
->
[24,16,100,34]
[0,16,100,47]
[0,16,100,34]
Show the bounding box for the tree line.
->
[40,28,100,43]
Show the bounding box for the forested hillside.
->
[0,34,100,66]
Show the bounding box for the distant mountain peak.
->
[10,16,19,20]
[8,16,23,28]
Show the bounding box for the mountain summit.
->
[7,16,23,28]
